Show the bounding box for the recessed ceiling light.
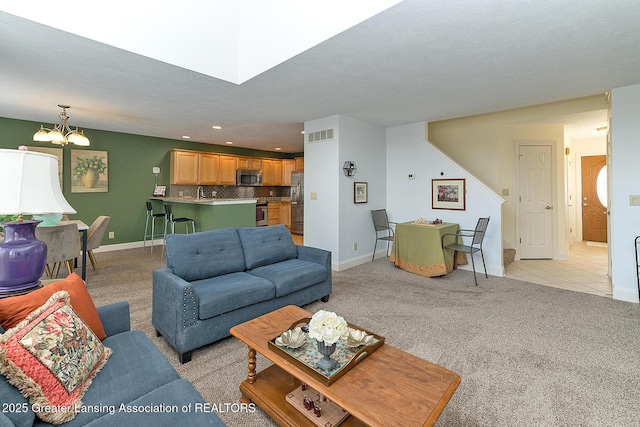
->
[212,125,222,130]
[225,141,233,145]
[182,135,191,139]
[301,131,305,134]
[275,147,282,151]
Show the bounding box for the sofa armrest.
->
[97,301,131,337]
[296,245,332,270]
[152,268,200,339]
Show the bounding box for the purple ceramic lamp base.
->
[0,220,47,293]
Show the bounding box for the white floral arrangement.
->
[308,310,349,345]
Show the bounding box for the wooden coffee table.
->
[230,305,461,427]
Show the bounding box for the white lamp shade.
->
[0,149,76,215]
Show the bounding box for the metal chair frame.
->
[371,209,396,261]
[144,201,166,253]
[442,217,490,285]
[162,204,196,259]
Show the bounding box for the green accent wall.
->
[0,116,296,245]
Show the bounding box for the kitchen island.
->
[149,197,256,231]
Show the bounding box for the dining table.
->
[389,221,467,277]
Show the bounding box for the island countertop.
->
[149,197,257,206]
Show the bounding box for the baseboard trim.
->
[612,287,639,304]
[93,240,164,253]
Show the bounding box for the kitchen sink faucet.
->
[197,186,204,200]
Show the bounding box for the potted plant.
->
[73,155,107,188]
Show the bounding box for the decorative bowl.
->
[275,327,306,348]
[346,327,374,347]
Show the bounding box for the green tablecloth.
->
[389,222,467,277]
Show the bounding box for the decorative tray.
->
[268,317,384,386]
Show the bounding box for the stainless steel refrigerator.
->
[290,171,304,235]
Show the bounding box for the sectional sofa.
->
[152,225,332,363]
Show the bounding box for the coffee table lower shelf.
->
[239,364,367,427]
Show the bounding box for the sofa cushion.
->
[192,272,275,319]
[237,225,297,270]
[248,258,329,297]
[0,291,111,425]
[0,273,106,340]
[167,228,246,281]
[0,371,36,427]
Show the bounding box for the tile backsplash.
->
[170,185,290,200]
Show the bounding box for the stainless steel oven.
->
[256,203,268,226]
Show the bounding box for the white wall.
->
[303,115,340,262]
[610,84,640,303]
[303,115,386,270]
[386,122,505,276]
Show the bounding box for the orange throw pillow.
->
[0,273,107,340]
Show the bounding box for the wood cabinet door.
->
[218,155,238,185]
[199,153,219,185]
[262,159,273,185]
[280,201,291,229]
[267,202,281,226]
[273,160,282,186]
[294,157,304,171]
[282,160,295,186]
[238,157,262,170]
[170,150,199,184]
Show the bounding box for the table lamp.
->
[0,148,77,294]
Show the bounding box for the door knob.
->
[545,206,553,210]
[583,203,588,206]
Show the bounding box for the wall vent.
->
[308,128,334,143]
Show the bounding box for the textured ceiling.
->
[1,0,639,153]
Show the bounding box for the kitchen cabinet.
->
[281,159,295,186]
[295,157,304,171]
[170,150,199,184]
[262,159,282,186]
[199,153,219,185]
[237,157,262,170]
[280,199,291,229]
[267,202,281,226]
[218,155,237,185]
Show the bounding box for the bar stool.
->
[162,204,196,258]
[144,202,165,253]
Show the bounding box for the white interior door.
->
[518,144,554,259]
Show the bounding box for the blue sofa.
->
[152,225,332,363]
[0,301,225,427]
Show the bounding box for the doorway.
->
[517,143,554,259]
[581,155,608,243]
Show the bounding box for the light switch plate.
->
[630,195,640,206]
[310,192,318,200]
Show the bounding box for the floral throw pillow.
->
[0,290,112,425]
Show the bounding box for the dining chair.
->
[371,209,396,261]
[441,217,490,285]
[86,216,111,274]
[35,223,81,279]
[162,204,195,259]
[144,201,166,253]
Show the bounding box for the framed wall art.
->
[71,150,108,193]
[432,178,466,210]
[27,146,63,190]
[354,182,368,204]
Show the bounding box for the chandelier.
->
[33,104,90,146]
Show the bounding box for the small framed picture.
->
[432,179,466,210]
[354,182,368,204]
[153,185,167,197]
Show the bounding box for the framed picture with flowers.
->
[71,150,108,193]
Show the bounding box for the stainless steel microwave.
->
[236,169,263,186]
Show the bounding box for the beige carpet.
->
[85,248,640,427]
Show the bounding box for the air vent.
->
[307,128,334,143]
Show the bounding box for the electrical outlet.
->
[630,195,640,206]
[108,231,114,239]
[408,174,415,180]
[353,242,357,251]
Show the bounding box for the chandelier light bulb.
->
[32,105,91,146]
